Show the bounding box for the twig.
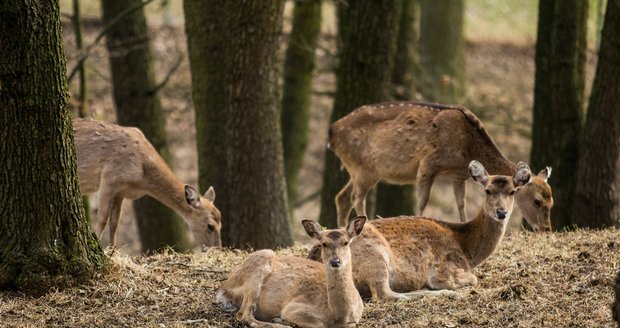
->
[294,189,321,207]
[148,52,184,95]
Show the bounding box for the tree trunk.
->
[185,0,292,249]
[530,0,588,229]
[0,0,106,294]
[418,0,465,103]
[614,271,620,327]
[281,0,322,206]
[572,0,620,228]
[376,0,419,218]
[319,0,403,228]
[101,0,192,252]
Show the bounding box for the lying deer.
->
[309,160,531,301]
[217,217,366,328]
[73,118,222,247]
[330,101,553,231]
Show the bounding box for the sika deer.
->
[73,118,221,247]
[217,217,366,328]
[309,161,531,301]
[330,101,553,230]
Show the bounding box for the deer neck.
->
[326,263,361,323]
[140,159,193,219]
[472,142,516,176]
[456,207,507,268]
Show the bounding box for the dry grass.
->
[1,229,618,327]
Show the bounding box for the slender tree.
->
[530,0,589,229]
[572,0,620,228]
[0,0,106,294]
[281,0,322,206]
[418,0,465,103]
[185,0,293,249]
[102,0,191,252]
[319,0,403,228]
[376,0,419,218]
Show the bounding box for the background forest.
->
[0,0,618,327]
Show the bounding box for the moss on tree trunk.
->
[319,0,403,228]
[531,0,588,229]
[102,0,191,252]
[0,0,107,294]
[185,0,293,249]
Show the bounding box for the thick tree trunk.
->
[418,0,465,103]
[281,0,322,206]
[101,0,191,252]
[0,0,106,294]
[376,0,419,217]
[185,0,292,249]
[319,0,402,228]
[572,0,620,228]
[530,0,588,229]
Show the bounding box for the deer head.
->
[516,167,553,232]
[302,216,366,270]
[470,160,531,223]
[184,185,222,247]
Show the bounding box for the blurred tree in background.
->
[530,0,588,230]
[319,0,403,228]
[0,0,106,294]
[281,0,322,208]
[185,0,292,249]
[572,0,620,229]
[102,0,192,252]
[418,0,465,103]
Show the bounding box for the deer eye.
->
[509,190,516,196]
[534,199,542,208]
[321,242,328,248]
[207,224,215,232]
[344,241,349,246]
[485,190,491,195]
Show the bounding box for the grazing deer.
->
[330,101,553,231]
[73,118,221,247]
[217,217,366,328]
[309,161,531,301]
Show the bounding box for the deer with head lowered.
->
[73,118,222,248]
[217,217,366,328]
[330,101,553,231]
[309,161,531,301]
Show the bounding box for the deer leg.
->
[352,178,376,220]
[107,196,124,247]
[335,180,354,227]
[95,187,116,240]
[280,301,323,328]
[402,289,459,299]
[453,179,467,222]
[415,166,436,216]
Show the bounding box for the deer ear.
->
[185,185,201,208]
[204,186,216,202]
[469,160,489,185]
[513,162,532,187]
[538,167,552,182]
[347,216,367,238]
[302,220,323,240]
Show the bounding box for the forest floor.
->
[2,8,616,328]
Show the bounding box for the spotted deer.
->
[309,161,531,301]
[217,217,366,328]
[330,101,553,231]
[73,118,222,247]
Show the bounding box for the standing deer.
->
[330,101,553,231]
[309,161,531,301]
[73,118,221,248]
[217,217,366,328]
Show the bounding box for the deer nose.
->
[496,208,507,219]
[329,258,341,268]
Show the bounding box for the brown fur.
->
[309,161,531,301]
[217,218,366,328]
[330,101,553,230]
[73,118,221,248]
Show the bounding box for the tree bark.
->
[0,0,107,294]
[319,0,403,228]
[101,0,192,252]
[185,0,293,249]
[281,0,322,206]
[530,0,588,229]
[572,0,620,228]
[376,0,419,218]
[418,0,465,103]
